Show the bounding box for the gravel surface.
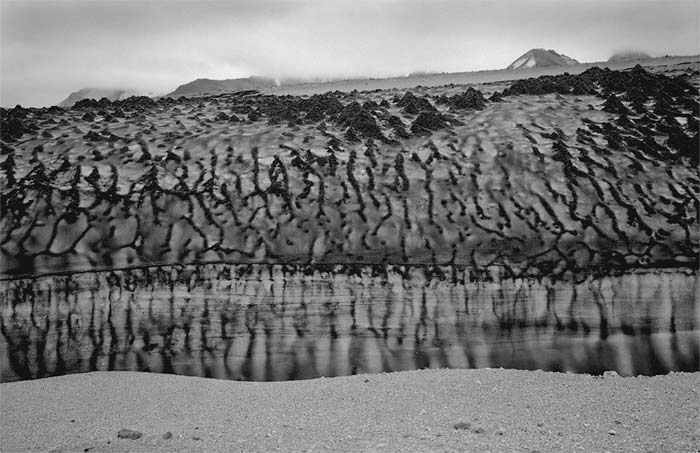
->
[1,369,698,452]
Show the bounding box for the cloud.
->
[1,0,698,107]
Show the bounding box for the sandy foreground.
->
[1,369,698,452]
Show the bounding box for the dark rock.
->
[444,87,487,110]
[349,111,384,139]
[0,116,32,142]
[258,96,301,125]
[397,92,437,115]
[602,94,629,114]
[73,98,100,109]
[337,102,363,125]
[117,429,143,440]
[304,104,326,122]
[570,78,598,95]
[345,127,361,142]
[165,150,181,163]
[327,136,342,150]
[653,96,676,117]
[232,103,254,115]
[337,102,384,140]
[11,105,30,119]
[489,91,504,102]
[392,126,410,139]
[625,86,648,104]
[616,114,634,128]
[411,111,449,135]
[115,96,157,111]
[387,115,405,128]
[162,432,172,440]
[84,130,103,141]
[631,99,647,114]
[667,130,698,165]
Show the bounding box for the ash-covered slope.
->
[1,64,698,278]
[507,49,579,70]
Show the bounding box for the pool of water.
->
[1,265,698,382]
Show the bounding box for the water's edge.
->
[1,265,698,382]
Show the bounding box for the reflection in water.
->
[1,264,698,382]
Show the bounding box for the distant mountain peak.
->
[507,48,579,70]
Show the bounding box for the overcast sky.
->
[2,0,698,107]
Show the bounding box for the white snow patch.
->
[509,56,530,69]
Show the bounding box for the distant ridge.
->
[608,51,651,62]
[164,76,281,98]
[58,88,147,107]
[507,48,579,70]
